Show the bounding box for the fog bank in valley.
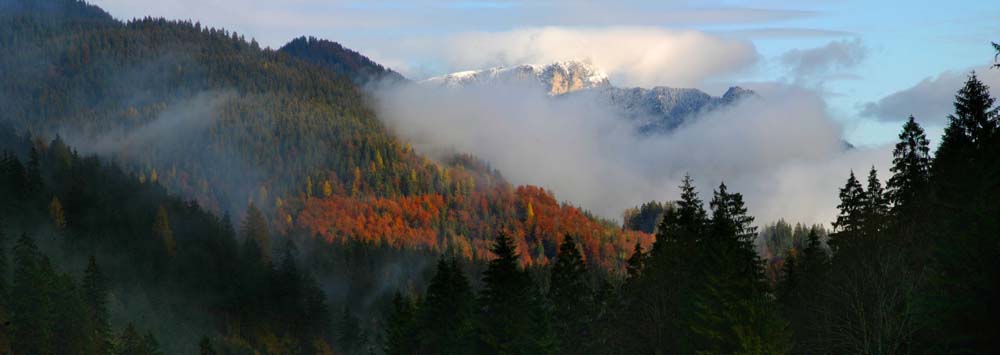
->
[373,81,892,226]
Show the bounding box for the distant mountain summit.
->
[424,61,754,132]
[422,60,611,95]
[590,85,756,132]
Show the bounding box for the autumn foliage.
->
[296,183,651,270]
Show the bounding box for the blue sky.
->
[92,0,1000,145]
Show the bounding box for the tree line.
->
[383,72,1000,354]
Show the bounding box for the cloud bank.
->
[373,81,891,226]
[439,27,759,88]
[861,66,1000,123]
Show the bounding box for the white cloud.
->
[432,27,760,88]
[373,81,891,226]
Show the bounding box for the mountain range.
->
[421,60,755,132]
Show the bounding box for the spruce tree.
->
[626,175,707,354]
[50,272,90,354]
[694,183,784,355]
[548,236,592,354]
[887,116,930,214]
[337,307,362,353]
[951,72,998,147]
[707,182,760,280]
[799,229,830,281]
[10,233,53,354]
[116,322,161,355]
[240,203,270,263]
[776,251,799,308]
[418,258,474,354]
[477,231,552,354]
[83,255,112,354]
[863,167,889,239]
[384,292,417,355]
[654,174,708,252]
[199,336,217,355]
[924,72,1000,352]
[26,145,42,196]
[830,171,866,253]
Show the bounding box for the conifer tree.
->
[863,167,889,238]
[924,72,1000,352]
[385,292,417,355]
[695,182,784,355]
[887,116,930,214]
[116,322,161,355]
[199,336,217,355]
[26,145,42,196]
[654,174,707,252]
[799,229,829,281]
[241,203,270,262]
[418,258,474,354]
[11,233,53,354]
[830,171,866,253]
[626,175,707,354]
[337,307,362,353]
[548,236,592,354]
[303,274,331,338]
[777,251,798,304]
[83,255,112,354]
[51,272,90,354]
[707,182,760,279]
[478,231,552,354]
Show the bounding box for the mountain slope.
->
[0,0,649,272]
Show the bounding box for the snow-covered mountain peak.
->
[421,60,610,95]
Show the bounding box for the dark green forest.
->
[1,0,999,354]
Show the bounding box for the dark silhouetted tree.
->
[548,236,592,354]
[477,231,553,354]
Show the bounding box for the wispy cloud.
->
[781,38,867,82]
[91,0,817,48]
[724,27,855,39]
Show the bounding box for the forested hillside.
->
[0,128,337,353]
[0,0,650,273]
[279,36,406,85]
